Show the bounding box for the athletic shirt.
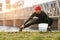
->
[24,11,49,24]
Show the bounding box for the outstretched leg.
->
[20,20,40,31]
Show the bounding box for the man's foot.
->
[20,27,23,31]
[47,26,51,31]
[47,28,51,31]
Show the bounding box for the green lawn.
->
[0,32,60,40]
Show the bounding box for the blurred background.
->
[0,0,60,31]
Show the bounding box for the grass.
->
[0,32,60,40]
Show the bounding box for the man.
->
[20,6,53,31]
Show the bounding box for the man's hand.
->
[20,25,24,31]
[21,25,24,28]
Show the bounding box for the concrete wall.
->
[0,19,24,27]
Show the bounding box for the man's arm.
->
[24,13,35,25]
[42,11,49,20]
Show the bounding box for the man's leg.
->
[20,20,40,31]
[48,18,53,31]
[24,20,40,28]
